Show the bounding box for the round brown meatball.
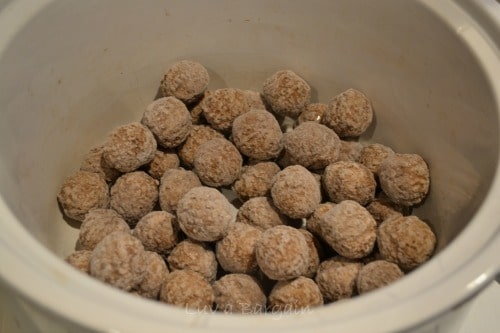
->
[167,239,218,282]
[262,70,311,118]
[271,165,321,219]
[231,109,283,160]
[213,274,266,314]
[322,161,376,205]
[160,60,209,104]
[358,143,395,176]
[158,168,201,213]
[282,122,340,170]
[193,138,243,187]
[57,171,109,222]
[297,103,328,125]
[133,211,178,256]
[377,215,436,271]
[315,257,362,302]
[268,277,323,311]
[145,150,180,180]
[80,145,121,183]
[322,89,373,138]
[202,88,251,132]
[65,250,92,274]
[236,196,288,231]
[233,162,281,201]
[78,208,130,250]
[357,260,404,294]
[159,270,214,311]
[133,251,169,299]
[178,125,224,168]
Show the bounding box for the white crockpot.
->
[0,1,499,332]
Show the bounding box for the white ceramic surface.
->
[0,0,499,332]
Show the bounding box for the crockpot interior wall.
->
[0,0,497,257]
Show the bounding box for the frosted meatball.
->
[306,202,336,238]
[315,257,362,302]
[141,97,192,149]
[282,122,340,170]
[244,90,268,110]
[268,277,323,311]
[89,231,146,291]
[145,150,180,180]
[262,70,311,118]
[236,197,288,231]
[160,60,209,104]
[102,122,156,173]
[78,208,130,251]
[202,88,251,132]
[299,229,321,279]
[322,161,376,205]
[80,145,121,183]
[338,140,363,162]
[193,138,243,187]
[233,162,281,201]
[57,171,109,222]
[377,215,436,271]
[255,225,310,280]
[133,251,169,299]
[167,240,218,282]
[319,200,377,259]
[323,89,373,138]
[159,270,214,310]
[297,103,328,125]
[271,165,321,219]
[158,168,201,213]
[232,109,283,160]
[177,186,236,242]
[358,143,395,176]
[216,223,262,273]
[357,260,404,294]
[110,171,158,226]
[178,125,224,167]
[65,250,92,274]
[213,274,266,313]
[379,153,430,206]
[133,211,178,256]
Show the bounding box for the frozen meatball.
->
[78,208,130,251]
[306,202,336,238]
[358,143,395,176]
[322,161,376,205]
[159,270,214,310]
[338,140,363,162]
[216,223,262,274]
[271,165,321,219]
[65,250,92,274]
[178,125,224,167]
[189,90,210,124]
[141,97,192,149]
[315,257,362,302]
[133,211,178,256]
[160,60,209,104]
[379,153,430,206]
[297,103,328,125]
[233,162,281,201]
[213,274,266,314]
[145,150,180,179]
[158,168,201,213]
[299,229,321,279]
[268,277,323,311]
[366,193,405,225]
[202,88,251,132]
[282,122,340,170]
[133,251,169,299]
[255,225,310,280]
[244,90,268,110]
[377,215,436,271]
[80,145,121,183]
[110,171,158,226]
[176,187,236,242]
[357,260,404,294]
[89,231,146,291]
[236,197,288,231]
[262,70,311,118]
[232,109,283,161]
[57,171,109,222]
[319,200,377,259]
[322,89,373,138]
[102,122,156,173]
[167,240,218,282]
[193,138,243,187]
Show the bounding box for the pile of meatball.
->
[58,60,436,313]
